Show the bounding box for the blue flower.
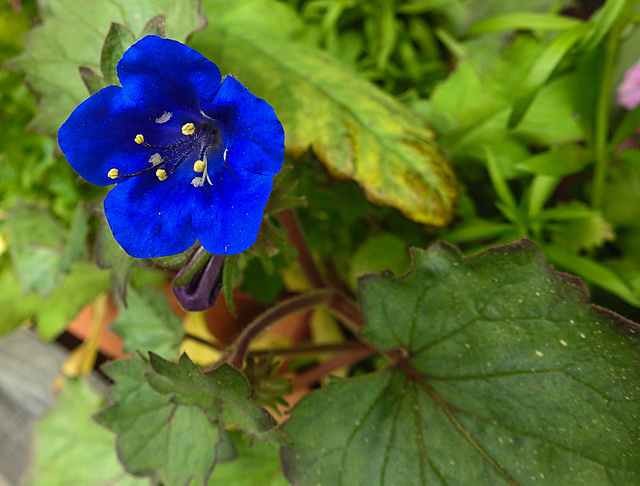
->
[58,35,284,258]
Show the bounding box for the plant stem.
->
[183,332,224,351]
[592,29,620,210]
[278,209,326,289]
[248,341,370,358]
[291,347,377,390]
[227,288,336,368]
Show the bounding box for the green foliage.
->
[191,0,459,228]
[282,240,640,485]
[95,354,283,486]
[26,379,146,486]
[5,0,640,484]
[7,0,205,136]
[110,287,184,359]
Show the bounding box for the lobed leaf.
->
[282,239,640,485]
[96,354,282,486]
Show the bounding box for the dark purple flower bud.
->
[172,248,225,311]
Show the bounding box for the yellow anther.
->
[181,123,196,135]
[193,160,206,173]
[156,169,168,181]
[134,134,145,144]
[107,168,119,179]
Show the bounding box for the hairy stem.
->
[228,289,336,368]
[278,209,326,289]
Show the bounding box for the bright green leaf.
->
[282,240,640,485]
[547,201,614,252]
[468,12,582,36]
[191,0,458,227]
[26,379,146,486]
[96,354,282,486]
[7,0,205,136]
[516,144,591,176]
[110,287,183,359]
[208,431,287,486]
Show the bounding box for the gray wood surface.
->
[0,329,68,486]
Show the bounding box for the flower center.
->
[107,116,222,187]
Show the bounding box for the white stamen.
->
[223,148,228,162]
[191,177,205,187]
[155,111,173,124]
[200,110,214,120]
[203,155,213,185]
[149,153,163,166]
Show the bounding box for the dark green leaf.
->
[222,255,238,317]
[96,354,282,486]
[282,240,640,485]
[78,66,107,95]
[140,14,166,39]
[191,0,458,227]
[110,287,183,359]
[100,23,137,85]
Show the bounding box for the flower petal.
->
[118,36,222,112]
[205,75,284,176]
[58,86,166,186]
[104,169,197,258]
[192,165,274,255]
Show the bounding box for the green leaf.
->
[5,205,66,294]
[96,354,282,486]
[350,233,411,287]
[78,66,107,95]
[516,144,591,177]
[509,25,589,128]
[94,217,136,306]
[110,287,183,359]
[0,261,109,338]
[191,0,458,227]
[100,23,137,85]
[546,201,614,252]
[208,431,288,486]
[7,0,205,136]
[468,13,582,36]
[282,240,640,485]
[26,379,146,486]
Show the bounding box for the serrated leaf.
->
[100,23,137,85]
[26,379,146,486]
[282,239,640,485]
[110,286,183,359]
[96,354,282,486]
[191,0,458,227]
[7,0,205,136]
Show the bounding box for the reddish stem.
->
[227,289,335,369]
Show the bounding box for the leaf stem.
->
[183,332,224,351]
[248,341,370,358]
[278,209,326,289]
[227,289,336,368]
